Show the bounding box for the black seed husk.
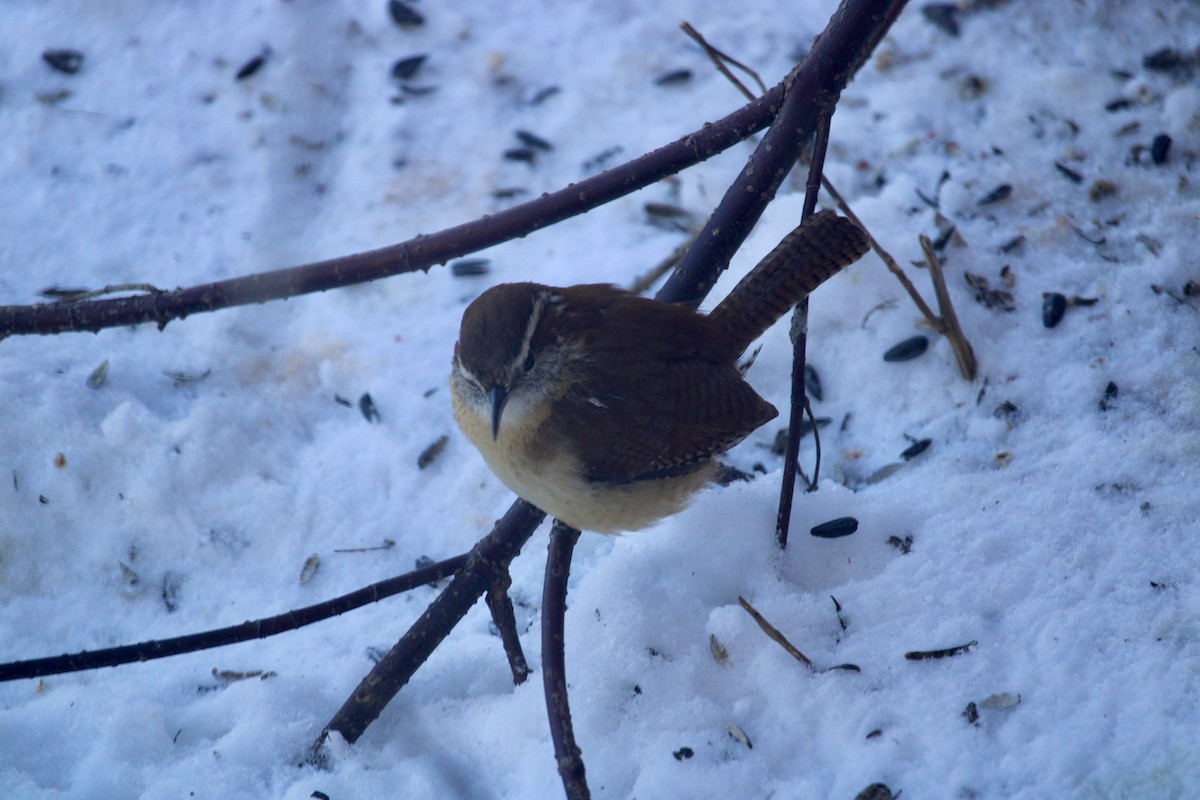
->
[654,69,692,86]
[1042,292,1067,328]
[388,0,425,28]
[883,335,929,362]
[921,4,960,36]
[359,392,381,423]
[977,183,1012,206]
[236,53,266,81]
[900,438,932,461]
[811,517,859,539]
[1055,162,1083,183]
[515,129,553,151]
[1151,133,1172,164]
[804,363,823,402]
[1100,381,1119,411]
[43,49,84,75]
[391,54,427,81]
[451,258,490,277]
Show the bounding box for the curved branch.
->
[0,552,469,682]
[542,522,588,799]
[0,94,782,338]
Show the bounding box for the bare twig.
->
[775,111,833,549]
[485,573,532,685]
[0,552,469,682]
[738,596,815,671]
[661,0,909,306]
[543,521,589,800]
[919,234,978,380]
[680,21,768,99]
[315,500,546,751]
[818,177,940,321]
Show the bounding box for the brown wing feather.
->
[549,288,777,484]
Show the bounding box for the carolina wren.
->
[451,210,870,533]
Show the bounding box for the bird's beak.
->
[489,385,508,440]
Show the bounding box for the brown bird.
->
[451,209,870,533]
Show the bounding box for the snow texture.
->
[1,1,1198,798]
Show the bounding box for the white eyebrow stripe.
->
[514,290,554,371]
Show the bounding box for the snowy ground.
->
[2,1,1199,798]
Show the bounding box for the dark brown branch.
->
[542,521,588,800]
[315,500,545,750]
[0,552,469,683]
[485,572,533,685]
[0,95,787,340]
[776,114,833,548]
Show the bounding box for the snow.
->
[2,1,1199,798]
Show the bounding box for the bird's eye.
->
[522,352,536,372]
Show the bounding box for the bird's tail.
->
[709,210,870,358]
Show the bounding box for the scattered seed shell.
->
[1151,133,1172,164]
[388,0,425,28]
[1055,162,1083,183]
[672,747,695,761]
[162,571,183,612]
[451,258,490,277]
[900,438,932,460]
[236,53,267,81]
[417,435,449,469]
[905,640,977,660]
[515,129,553,151]
[299,554,320,584]
[709,633,729,664]
[655,69,692,86]
[391,54,427,81]
[43,49,84,75]
[504,147,536,164]
[979,692,1021,710]
[725,723,753,749]
[804,363,824,402]
[883,335,929,362]
[810,516,859,539]
[1042,292,1068,328]
[963,701,980,724]
[87,360,110,389]
[1089,179,1118,201]
[643,202,691,219]
[854,784,895,800]
[886,534,914,554]
[359,392,381,423]
[1100,380,1119,411]
[977,183,1013,206]
[866,463,905,484]
[528,85,560,105]
[921,4,959,36]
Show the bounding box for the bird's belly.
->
[453,390,712,533]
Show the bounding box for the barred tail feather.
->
[709,210,870,357]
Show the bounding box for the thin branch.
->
[738,596,816,671]
[919,234,978,380]
[542,522,589,800]
[818,177,939,321]
[660,0,909,307]
[485,573,532,685]
[315,500,546,750]
[680,22,767,99]
[0,553,469,682]
[776,113,832,548]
